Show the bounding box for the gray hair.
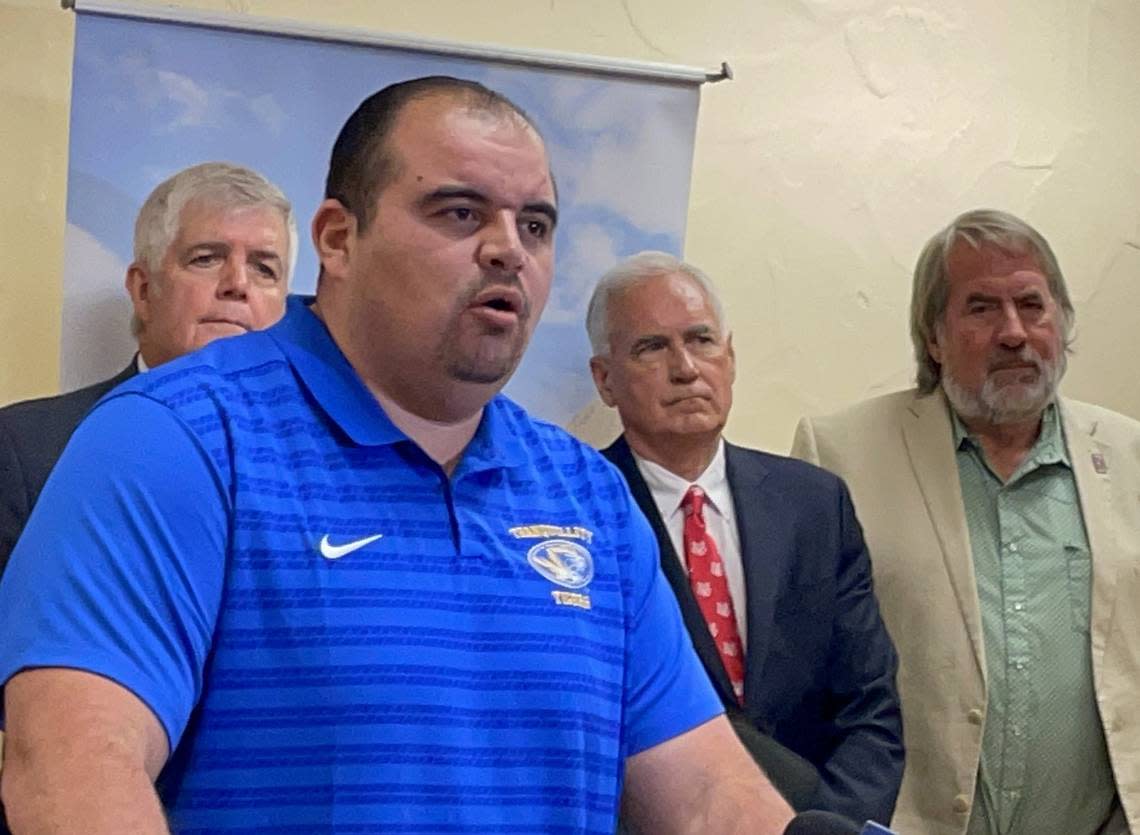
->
[910,208,1075,394]
[133,161,298,284]
[586,250,726,356]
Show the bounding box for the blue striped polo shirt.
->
[0,296,721,833]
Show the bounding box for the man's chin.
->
[446,352,522,386]
[445,332,530,386]
[197,321,249,342]
[666,413,725,437]
[986,392,1053,424]
[943,377,1051,426]
[987,370,1058,410]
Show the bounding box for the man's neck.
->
[311,299,486,474]
[371,384,483,475]
[136,341,166,370]
[959,412,1043,482]
[626,431,721,482]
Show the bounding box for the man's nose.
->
[668,346,699,382]
[477,213,526,276]
[996,303,1028,347]
[217,257,250,298]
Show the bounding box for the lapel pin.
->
[1091,452,1108,475]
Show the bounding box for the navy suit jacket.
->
[0,362,136,573]
[603,436,904,824]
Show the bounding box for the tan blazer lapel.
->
[900,391,986,680]
[1059,398,1120,684]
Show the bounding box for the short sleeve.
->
[618,496,723,756]
[0,393,229,751]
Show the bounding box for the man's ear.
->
[125,263,151,323]
[726,331,736,383]
[926,330,944,365]
[589,356,617,407]
[312,198,357,282]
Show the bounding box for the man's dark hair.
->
[325,76,540,231]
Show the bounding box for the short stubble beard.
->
[440,274,533,385]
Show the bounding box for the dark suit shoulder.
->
[2,377,117,432]
[725,441,847,494]
[0,364,137,578]
[0,368,134,449]
[0,366,136,494]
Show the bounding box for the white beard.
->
[941,346,1065,426]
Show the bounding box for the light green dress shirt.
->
[953,405,1118,835]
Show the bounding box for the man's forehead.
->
[615,273,719,330]
[946,239,1045,288]
[395,90,536,135]
[388,94,554,198]
[175,200,283,235]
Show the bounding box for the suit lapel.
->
[100,360,138,395]
[724,443,781,710]
[602,436,736,702]
[114,359,139,385]
[900,392,986,680]
[1059,399,1120,683]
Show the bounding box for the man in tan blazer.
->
[792,209,1140,835]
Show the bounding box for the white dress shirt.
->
[634,440,747,648]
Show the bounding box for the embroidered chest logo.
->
[511,525,596,610]
[318,533,384,560]
[527,539,594,589]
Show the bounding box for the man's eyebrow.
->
[685,323,716,336]
[630,334,666,353]
[183,242,282,259]
[418,187,558,228]
[420,186,489,208]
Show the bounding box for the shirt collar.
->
[268,295,410,447]
[950,400,1070,469]
[634,438,731,518]
[269,295,526,470]
[456,397,528,472]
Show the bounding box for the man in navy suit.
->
[0,161,295,573]
[587,251,904,824]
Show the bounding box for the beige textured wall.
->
[2,0,1138,452]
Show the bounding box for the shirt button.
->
[1013,660,1027,671]
[967,708,984,725]
[1007,542,1018,552]
[1012,602,1025,612]
[953,795,971,814]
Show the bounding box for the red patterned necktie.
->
[682,485,745,704]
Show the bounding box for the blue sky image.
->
[64,12,699,428]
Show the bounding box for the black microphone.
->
[782,810,861,834]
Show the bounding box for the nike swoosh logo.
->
[319,533,384,560]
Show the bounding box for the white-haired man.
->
[589,251,903,824]
[0,161,294,571]
[793,209,1140,835]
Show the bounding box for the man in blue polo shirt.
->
[0,77,795,833]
